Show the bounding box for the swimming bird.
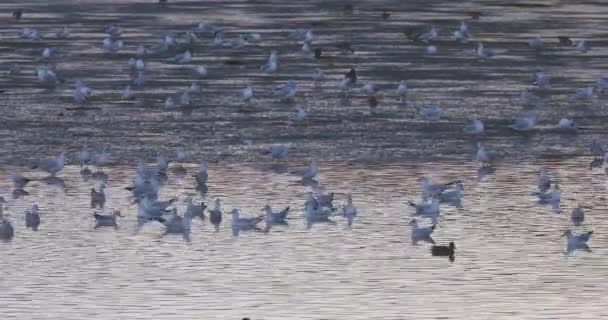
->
[574,86,593,101]
[431,242,455,260]
[12,9,22,20]
[169,51,192,64]
[90,183,106,208]
[538,168,552,193]
[419,177,460,198]
[288,107,307,124]
[407,26,437,43]
[463,119,484,135]
[93,210,122,229]
[25,204,41,231]
[102,37,123,52]
[475,142,495,166]
[209,198,222,231]
[408,197,440,221]
[425,45,438,55]
[292,160,319,180]
[476,43,495,60]
[195,160,208,189]
[509,112,536,131]
[575,40,590,53]
[274,80,297,100]
[156,153,170,172]
[231,209,264,236]
[409,219,435,244]
[195,65,208,78]
[242,85,254,103]
[557,118,577,131]
[0,198,13,240]
[571,206,584,226]
[244,33,262,43]
[528,36,543,50]
[185,197,206,221]
[262,144,288,161]
[33,151,66,176]
[12,174,31,190]
[210,30,224,47]
[534,184,560,207]
[531,71,550,88]
[56,25,70,39]
[121,85,135,100]
[590,140,605,160]
[154,208,192,242]
[342,194,357,227]
[175,147,189,164]
[396,81,408,100]
[563,230,592,254]
[304,202,335,229]
[260,51,278,73]
[35,67,59,87]
[438,183,464,206]
[263,205,290,226]
[74,80,92,104]
[311,68,324,81]
[94,147,110,170]
[417,105,442,122]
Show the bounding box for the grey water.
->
[1,0,608,319]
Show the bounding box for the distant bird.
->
[32,151,66,176]
[25,204,41,231]
[263,205,290,226]
[74,80,92,103]
[557,118,577,131]
[528,36,543,50]
[563,230,592,254]
[410,219,435,244]
[476,43,495,59]
[169,51,192,64]
[292,160,319,180]
[557,36,573,46]
[342,194,357,227]
[154,208,192,242]
[12,9,22,20]
[538,168,552,193]
[262,144,288,160]
[12,174,31,189]
[431,242,455,260]
[475,142,495,166]
[509,112,536,131]
[417,105,442,122]
[209,198,223,231]
[195,65,208,78]
[288,107,307,124]
[535,184,561,208]
[463,119,484,135]
[396,81,408,100]
[195,160,208,187]
[185,197,206,221]
[90,184,106,209]
[312,68,324,81]
[408,197,440,221]
[230,209,264,236]
[56,25,70,38]
[425,45,438,55]
[571,206,585,226]
[242,85,254,102]
[93,210,122,229]
[575,40,590,53]
[574,86,593,101]
[381,11,390,20]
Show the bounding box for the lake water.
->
[1,0,608,319]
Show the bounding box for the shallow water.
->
[1,0,608,319]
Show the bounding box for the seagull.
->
[12,174,31,189]
[411,26,438,43]
[121,85,135,100]
[93,210,122,229]
[209,198,222,231]
[304,202,335,229]
[90,183,106,208]
[531,71,550,88]
[575,40,590,53]
[596,77,608,93]
[242,85,254,102]
[185,197,206,221]
[244,33,262,43]
[509,112,536,131]
[438,183,464,205]
[538,168,552,193]
[94,147,110,170]
[408,197,440,218]
[230,209,264,236]
[417,105,442,122]
[396,81,408,99]
[463,119,484,135]
[262,144,288,160]
[156,153,170,172]
[154,208,192,242]
[528,36,543,50]
[475,142,495,166]
[195,65,208,78]
[535,184,560,207]
[360,82,378,96]
[590,140,605,159]
[41,47,54,59]
[409,219,435,244]
[263,205,290,226]
[25,204,41,231]
[557,118,577,131]
[176,146,189,164]
[288,107,307,124]
[419,177,460,198]
[35,67,59,87]
[425,45,438,55]
[78,145,92,167]
[102,37,123,52]
[292,160,319,180]
[563,230,592,254]
[56,26,70,39]
[574,86,593,101]
[33,151,66,176]
[476,43,495,60]
[571,206,585,226]
[210,30,224,47]
[260,51,278,73]
[195,160,208,187]
[169,51,192,64]
[74,80,92,103]
[312,68,324,81]
[274,80,297,100]
[0,198,13,240]
[342,194,358,227]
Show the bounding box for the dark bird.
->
[381,11,390,20]
[558,36,573,46]
[345,68,357,85]
[12,9,22,20]
[314,48,322,59]
[431,242,455,261]
[368,96,378,109]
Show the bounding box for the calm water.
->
[1,0,608,319]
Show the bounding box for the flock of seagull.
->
[0,6,601,258]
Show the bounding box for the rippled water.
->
[2,0,608,319]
